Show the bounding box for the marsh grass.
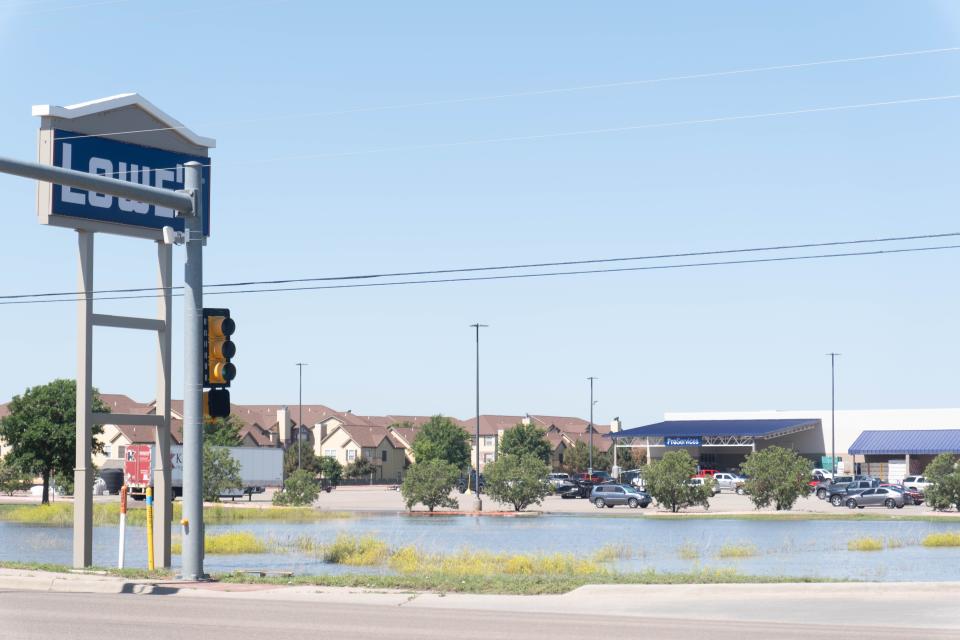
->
[171,531,267,555]
[717,543,758,559]
[0,503,350,527]
[591,543,634,563]
[847,537,884,552]
[677,543,700,560]
[922,532,960,547]
[323,534,389,566]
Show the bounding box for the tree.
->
[614,447,645,471]
[0,379,108,504]
[400,459,459,512]
[318,456,343,487]
[283,445,323,477]
[410,415,471,470]
[202,442,242,502]
[924,453,960,511]
[204,415,245,447]
[344,456,376,479]
[499,423,551,463]
[561,441,611,473]
[739,446,813,511]
[483,454,552,511]
[273,469,320,506]
[0,457,33,496]
[642,450,713,513]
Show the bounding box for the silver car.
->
[590,484,652,509]
[844,487,905,509]
[712,473,743,492]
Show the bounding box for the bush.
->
[483,454,552,511]
[923,453,960,511]
[739,446,813,511]
[273,469,320,506]
[344,456,376,479]
[0,458,34,496]
[202,442,242,502]
[642,450,712,513]
[400,459,459,512]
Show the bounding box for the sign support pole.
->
[153,241,173,568]
[180,161,206,580]
[73,230,94,568]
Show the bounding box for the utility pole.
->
[588,377,597,475]
[296,362,308,470]
[827,353,840,476]
[180,162,206,581]
[470,323,488,512]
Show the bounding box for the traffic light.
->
[203,308,236,388]
[203,389,231,419]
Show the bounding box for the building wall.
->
[470,434,498,470]
[363,439,406,482]
[318,428,360,467]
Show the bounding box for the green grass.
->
[171,531,268,555]
[0,560,174,580]
[323,534,389,566]
[0,503,351,527]
[847,537,884,552]
[717,543,758,559]
[922,532,960,547]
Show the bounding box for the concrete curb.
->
[0,569,163,595]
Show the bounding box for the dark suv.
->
[590,484,652,509]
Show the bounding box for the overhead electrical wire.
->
[2,231,957,302]
[1,242,956,307]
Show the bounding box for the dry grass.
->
[170,531,267,555]
[922,532,960,547]
[677,543,700,560]
[717,543,758,559]
[847,537,884,552]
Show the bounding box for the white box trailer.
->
[125,444,283,501]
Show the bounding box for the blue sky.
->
[1,1,959,426]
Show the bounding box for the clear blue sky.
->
[1,1,959,426]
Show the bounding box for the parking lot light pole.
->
[471,323,487,512]
[587,377,597,474]
[296,363,308,470]
[827,353,841,476]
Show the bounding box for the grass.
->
[0,560,174,580]
[591,543,634,562]
[677,543,700,560]
[323,534,389,566]
[647,511,958,522]
[847,537,884,552]
[922,532,960,547]
[0,503,351,527]
[717,543,758,559]
[170,531,267,555]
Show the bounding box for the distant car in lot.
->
[577,471,612,484]
[827,479,879,506]
[688,477,720,496]
[901,476,932,494]
[844,487,905,509]
[882,484,923,506]
[590,484,652,509]
[547,472,570,489]
[712,472,743,492]
[457,472,485,494]
[811,468,834,481]
[558,479,596,499]
[693,469,719,478]
[814,475,876,500]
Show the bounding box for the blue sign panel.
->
[665,436,702,447]
[52,130,211,235]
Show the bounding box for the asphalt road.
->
[1,590,957,640]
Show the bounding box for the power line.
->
[54,46,960,143]
[2,231,956,302]
[1,242,956,306]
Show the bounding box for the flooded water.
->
[2,515,960,581]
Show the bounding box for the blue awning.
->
[609,418,820,440]
[848,430,960,455]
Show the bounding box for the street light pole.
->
[470,323,488,512]
[827,353,840,476]
[587,377,597,475]
[296,363,308,470]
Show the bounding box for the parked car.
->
[547,472,570,489]
[844,487,906,509]
[688,477,720,496]
[827,479,879,506]
[814,475,875,499]
[577,470,612,483]
[457,472,485,494]
[712,472,743,492]
[693,468,719,478]
[590,484,652,509]
[901,475,933,494]
[558,479,596,499]
[882,484,924,506]
[811,468,834,481]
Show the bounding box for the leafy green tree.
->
[614,446,644,472]
[739,446,813,511]
[499,423,551,463]
[400,459,459,512]
[561,441,611,473]
[0,379,108,504]
[924,453,960,511]
[483,454,552,511]
[204,415,245,447]
[642,450,713,513]
[284,444,323,477]
[319,456,343,486]
[0,457,33,496]
[410,415,471,470]
[273,469,320,506]
[202,442,242,502]
[345,456,376,479]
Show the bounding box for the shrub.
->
[400,459,460,512]
[323,534,389,565]
[483,454,552,511]
[0,458,33,496]
[739,446,813,511]
[923,454,960,512]
[847,537,884,552]
[643,450,712,513]
[718,543,758,558]
[273,469,320,506]
[922,532,960,547]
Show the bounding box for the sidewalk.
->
[2,568,959,630]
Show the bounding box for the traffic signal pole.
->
[180,161,206,580]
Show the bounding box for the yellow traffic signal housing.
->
[203,308,236,388]
[203,389,231,419]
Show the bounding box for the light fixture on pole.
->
[587,377,598,474]
[470,323,488,512]
[296,362,308,470]
[827,353,840,476]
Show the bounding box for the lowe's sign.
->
[664,436,702,447]
[52,130,211,235]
